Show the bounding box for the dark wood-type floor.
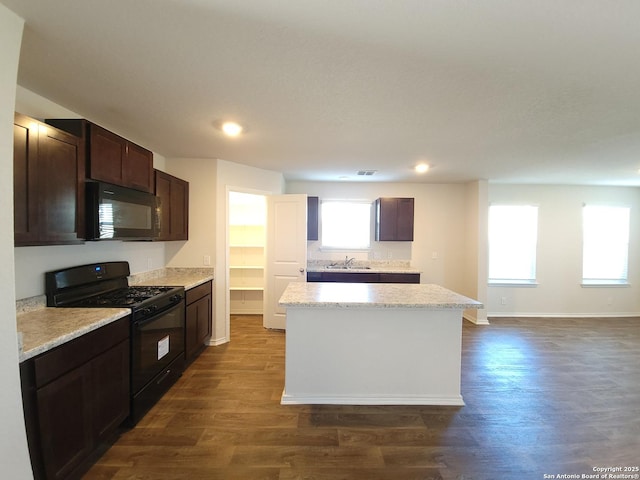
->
[84,315,640,480]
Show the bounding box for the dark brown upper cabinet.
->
[155,170,189,241]
[14,113,85,246]
[46,119,154,193]
[375,197,414,241]
[307,196,319,241]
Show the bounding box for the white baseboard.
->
[280,390,465,406]
[208,336,229,346]
[463,313,490,325]
[488,312,640,318]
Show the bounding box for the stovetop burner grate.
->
[73,286,177,307]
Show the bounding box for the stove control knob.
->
[170,294,183,302]
[141,307,152,316]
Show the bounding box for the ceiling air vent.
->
[356,170,377,176]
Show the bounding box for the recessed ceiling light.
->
[221,121,243,137]
[415,163,429,174]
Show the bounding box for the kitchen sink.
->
[325,265,371,270]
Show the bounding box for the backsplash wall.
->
[306,239,412,263]
[14,241,165,300]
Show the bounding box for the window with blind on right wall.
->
[582,205,631,286]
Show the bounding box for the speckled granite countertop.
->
[16,267,215,363]
[17,308,130,362]
[130,267,214,289]
[279,282,482,309]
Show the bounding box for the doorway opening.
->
[228,191,266,318]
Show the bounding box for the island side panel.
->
[282,306,464,405]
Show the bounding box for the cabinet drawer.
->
[34,317,129,388]
[307,271,323,282]
[186,281,212,304]
[322,272,380,283]
[379,273,421,284]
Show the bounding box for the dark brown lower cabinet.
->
[307,271,420,283]
[185,281,213,363]
[35,362,93,480]
[321,271,380,283]
[91,339,131,442]
[20,318,130,480]
[378,273,421,283]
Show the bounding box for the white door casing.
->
[264,194,307,329]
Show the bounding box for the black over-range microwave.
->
[86,181,160,240]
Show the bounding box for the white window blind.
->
[321,200,371,249]
[582,205,630,284]
[489,205,538,283]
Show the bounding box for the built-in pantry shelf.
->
[229,223,265,314]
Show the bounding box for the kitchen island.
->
[278,282,482,406]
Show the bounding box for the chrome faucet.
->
[344,256,355,267]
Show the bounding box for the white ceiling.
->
[3,0,640,185]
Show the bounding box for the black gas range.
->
[45,261,184,319]
[45,261,186,425]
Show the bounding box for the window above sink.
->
[321,200,371,250]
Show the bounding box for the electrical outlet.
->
[432,252,438,260]
[147,258,153,269]
[501,297,507,305]
[203,255,211,266]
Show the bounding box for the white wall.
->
[163,157,217,269]
[488,184,640,317]
[463,180,489,324]
[0,4,36,478]
[214,160,284,344]
[15,85,77,118]
[286,181,474,296]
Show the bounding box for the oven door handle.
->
[134,302,183,328]
[156,368,173,385]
